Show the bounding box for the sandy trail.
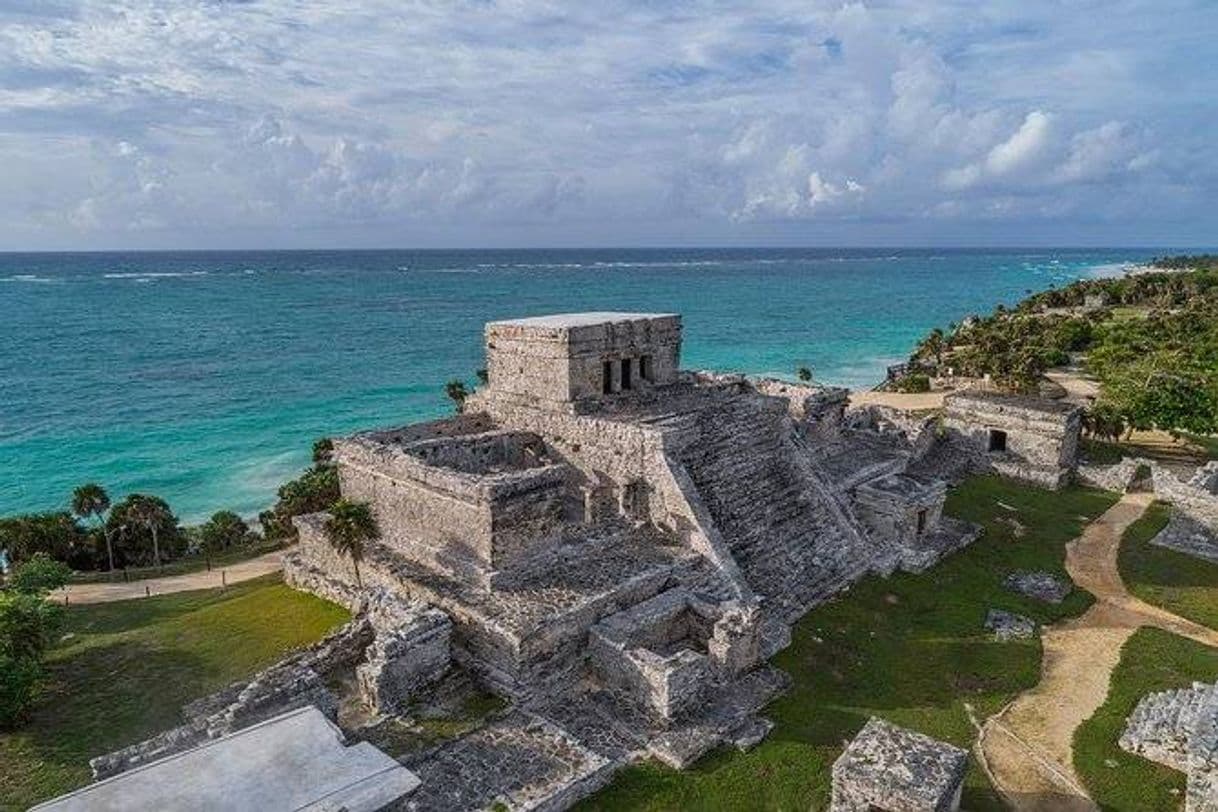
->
[847,390,946,410]
[52,547,290,605]
[979,492,1218,811]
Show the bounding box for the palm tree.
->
[126,494,173,568]
[796,366,813,383]
[72,483,115,575]
[444,380,469,413]
[324,499,379,587]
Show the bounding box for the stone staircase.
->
[1120,682,1218,772]
[675,397,878,619]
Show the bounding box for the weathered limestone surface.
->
[484,312,681,410]
[36,708,419,812]
[985,608,1037,640]
[1151,513,1218,565]
[1121,681,1218,812]
[400,711,616,812]
[830,717,968,812]
[357,591,452,715]
[271,312,995,809]
[589,588,764,723]
[1003,570,1073,603]
[943,391,1082,489]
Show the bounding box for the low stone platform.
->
[34,707,419,812]
[1152,513,1218,565]
[1003,570,1072,604]
[830,717,968,812]
[894,516,982,574]
[401,711,614,811]
[985,609,1036,640]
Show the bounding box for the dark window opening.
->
[602,361,613,394]
[621,358,633,390]
[640,355,654,382]
[916,508,928,536]
[988,429,1008,453]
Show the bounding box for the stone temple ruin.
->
[77,311,1101,810]
[277,311,1000,806]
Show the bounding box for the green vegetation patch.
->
[0,575,349,811]
[1075,627,1218,811]
[69,537,287,584]
[1119,502,1218,631]
[580,477,1116,811]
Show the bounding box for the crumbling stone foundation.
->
[830,717,968,812]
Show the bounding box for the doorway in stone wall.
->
[988,429,1008,453]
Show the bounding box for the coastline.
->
[0,249,1171,523]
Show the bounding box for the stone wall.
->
[1076,457,1143,492]
[853,475,946,548]
[484,313,682,409]
[588,588,765,723]
[356,591,452,715]
[1155,465,1218,531]
[1191,462,1218,496]
[942,392,1082,489]
[334,433,573,586]
[752,380,850,444]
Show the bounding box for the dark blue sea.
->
[0,248,1154,521]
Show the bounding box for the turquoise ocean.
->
[0,248,1157,523]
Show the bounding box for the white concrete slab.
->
[33,707,419,812]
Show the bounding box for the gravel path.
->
[52,547,291,605]
[978,492,1218,811]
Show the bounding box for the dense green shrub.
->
[0,513,92,570]
[261,464,340,539]
[910,262,1218,434]
[6,555,71,595]
[892,373,931,393]
[0,563,66,728]
[0,652,43,729]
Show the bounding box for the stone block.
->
[831,717,968,812]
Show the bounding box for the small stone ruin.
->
[985,608,1037,640]
[1003,570,1072,604]
[941,391,1083,490]
[1120,681,1218,811]
[830,717,969,812]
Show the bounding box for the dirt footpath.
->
[53,547,290,605]
[978,492,1218,811]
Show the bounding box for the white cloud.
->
[986,111,1053,175]
[0,0,1213,247]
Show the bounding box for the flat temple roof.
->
[487,312,679,329]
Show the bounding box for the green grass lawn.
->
[0,574,348,811]
[579,476,1118,811]
[1119,502,1218,631]
[1075,627,1218,811]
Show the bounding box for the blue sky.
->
[1,1,1215,249]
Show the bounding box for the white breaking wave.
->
[0,274,60,283]
[102,270,210,279]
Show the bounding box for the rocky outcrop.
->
[1121,681,1218,811]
